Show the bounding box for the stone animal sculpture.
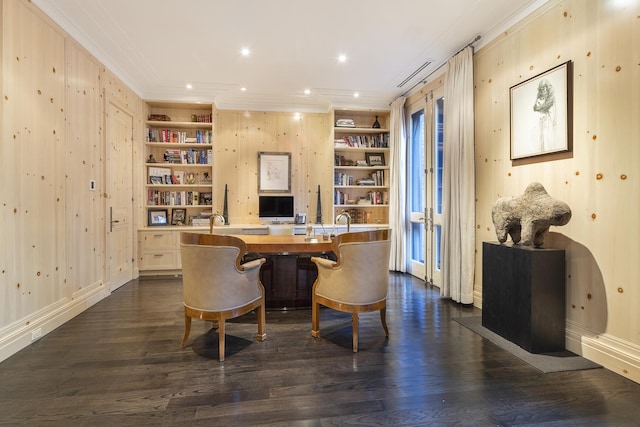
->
[491,182,571,247]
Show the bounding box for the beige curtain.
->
[441,47,475,304]
[388,96,407,272]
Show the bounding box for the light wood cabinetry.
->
[144,102,214,227]
[332,110,390,225]
[138,229,181,274]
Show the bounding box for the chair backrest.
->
[317,229,391,304]
[268,225,294,235]
[180,232,262,312]
[331,229,391,267]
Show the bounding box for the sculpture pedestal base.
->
[482,242,566,354]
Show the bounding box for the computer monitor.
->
[258,195,294,224]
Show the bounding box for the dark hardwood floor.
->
[1,273,640,426]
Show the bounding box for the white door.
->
[106,100,134,291]
[428,88,445,288]
[407,88,445,287]
[407,103,426,279]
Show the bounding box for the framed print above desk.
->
[258,152,291,192]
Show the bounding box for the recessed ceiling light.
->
[186,83,192,89]
[241,48,250,56]
[304,89,311,95]
[240,87,247,91]
[338,54,347,63]
[353,92,359,98]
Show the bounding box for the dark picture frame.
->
[149,176,163,185]
[171,208,186,225]
[365,152,385,166]
[258,151,291,193]
[148,209,168,226]
[510,61,573,160]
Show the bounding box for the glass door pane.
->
[431,92,444,287]
[408,106,425,279]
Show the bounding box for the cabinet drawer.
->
[139,250,178,270]
[139,230,177,250]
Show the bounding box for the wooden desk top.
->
[233,234,333,254]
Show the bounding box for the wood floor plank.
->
[1,272,639,426]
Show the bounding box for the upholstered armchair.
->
[180,232,266,361]
[311,229,391,352]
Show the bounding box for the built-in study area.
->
[2,2,640,421]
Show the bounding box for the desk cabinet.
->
[138,229,181,274]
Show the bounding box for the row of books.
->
[334,190,388,205]
[335,208,375,225]
[148,167,211,185]
[333,133,389,148]
[147,190,212,206]
[334,170,385,186]
[146,128,213,144]
[191,113,212,123]
[162,148,212,165]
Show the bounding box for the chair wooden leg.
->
[380,307,389,337]
[352,312,359,353]
[218,318,226,362]
[311,299,320,338]
[256,301,267,341]
[181,314,191,348]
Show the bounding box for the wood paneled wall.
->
[473,0,640,382]
[1,0,67,325]
[214,110,333,224]
[0,0,143,362]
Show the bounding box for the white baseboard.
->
[0,281,109,363]
[566,321,640,383]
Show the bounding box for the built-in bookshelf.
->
[144,102,214,227]
[332,109,391,225]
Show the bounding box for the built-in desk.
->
[236,235,335,310]
[234,234,333,254]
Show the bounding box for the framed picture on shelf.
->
[149,176,163,185]
[365,152,385,166]
[510,61,573,160]
[148,209,168,226]
[184,172,198,185]
[258,151,291,192]
[171,208,187,225]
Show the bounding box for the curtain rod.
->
[398,35,481,99]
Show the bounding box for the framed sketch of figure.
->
[510,61,573,160]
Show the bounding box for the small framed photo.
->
[148,209,168,226]
[365,152,385,166]
[171,208,187,225]
[149,176,163,185]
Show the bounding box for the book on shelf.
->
[191,218,210,227]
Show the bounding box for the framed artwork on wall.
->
[258,152,291,193]
[148,209,168,226]
[510,61,573,160]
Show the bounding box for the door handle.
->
[109,207,119,232]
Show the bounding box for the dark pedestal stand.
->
[482,242,566,354]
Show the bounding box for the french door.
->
[407,87,444,288]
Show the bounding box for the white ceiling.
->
[34,0,547,112]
